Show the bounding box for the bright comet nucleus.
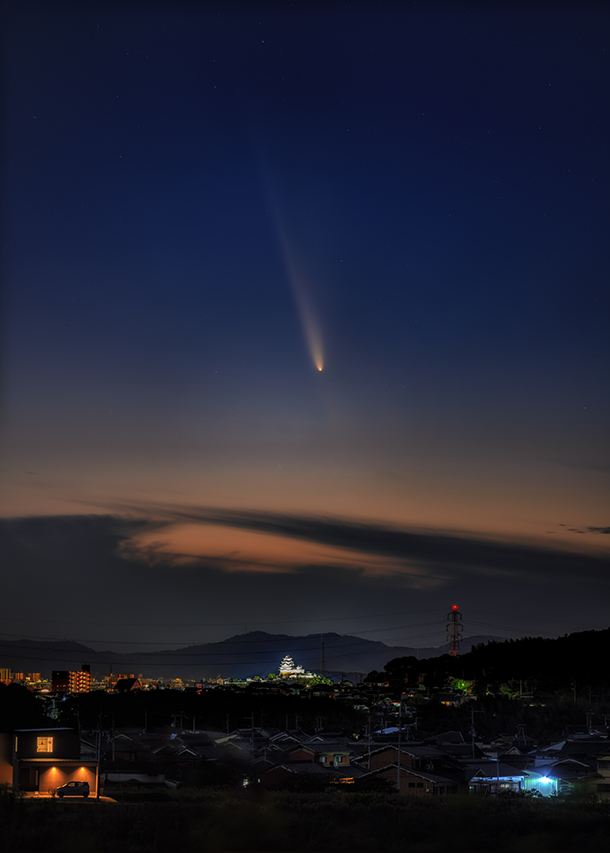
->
[290,270,324,373]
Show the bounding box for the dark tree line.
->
[368,627,610,696]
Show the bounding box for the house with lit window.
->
[0,728,99,796]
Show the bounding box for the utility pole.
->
[470,707,476,759]
[469,708,483,758]
[96,708,102,801]
[320,634,325,678]
[396,698,402,793]
[245,713,255,755]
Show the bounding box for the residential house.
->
[0,728,98,796]
[363,763,460,795]
[592,752,610,801]
[464,760,526,795]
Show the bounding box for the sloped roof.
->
[365,764,460,785]
[428,731,464,744]
[429,743,484,759]
[262,761,340,777]
[559,740,610,759]
[496,755,535,771]
[551,758,591,769]
[268,732,302,744]
[14,727,75,732]
[464,761,526,781]
[352,743,444,763]
[18,758,98,765]
[310,742,353,754]
[537,740,567,754]
[287,762,333,775]
[115,677,140,690]
[533,759,593,781]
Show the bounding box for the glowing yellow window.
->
[37,737,53,753]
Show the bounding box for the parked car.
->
[57,780,90,798]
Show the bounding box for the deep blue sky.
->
[1,1,608,654]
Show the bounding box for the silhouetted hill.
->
[0,631,497,680]
[0,639,100,674]
[461,627,610,686]
[379,627,610,691]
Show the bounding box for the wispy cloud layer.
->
[108,502,610,585]
[1,512,609,647]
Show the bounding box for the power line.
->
[0,620,442,648]
[466,613,597,631]
[0,631,446,661]
[467,618,576,635]
[0,608,443,630]
[0,646,405,668]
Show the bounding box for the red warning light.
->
[451,605,459,611]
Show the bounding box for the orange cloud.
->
[118,521,440,587]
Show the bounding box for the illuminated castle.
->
[279,655,304,676]
[278,655,316,678]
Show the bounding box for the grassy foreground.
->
[2,787,609,852]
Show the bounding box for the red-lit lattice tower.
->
[446,605,463,657]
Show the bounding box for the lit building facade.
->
[0,728,98,796]
[51,665,91,694]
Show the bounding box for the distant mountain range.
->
[0,631,499,680]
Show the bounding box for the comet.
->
[290,267,324,372]
[261,171,325,373]
[276,230,324,373]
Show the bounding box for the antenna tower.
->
[446,605,463,657]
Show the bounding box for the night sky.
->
[1,1,608,657]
